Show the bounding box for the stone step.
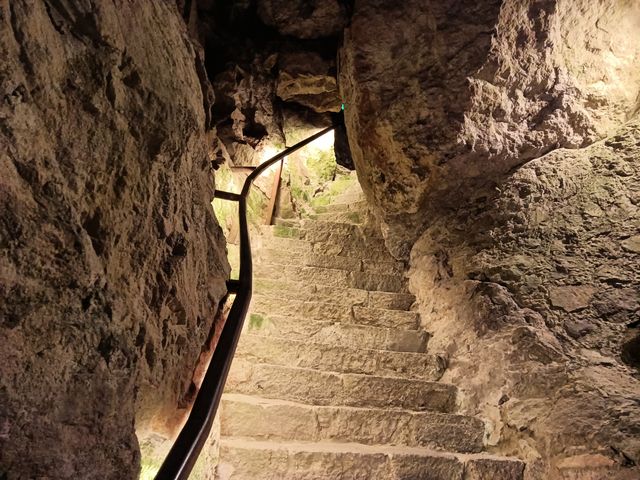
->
[263,233,397,263]
[255,265,408,293]
[312,200,367,214]
[217,438,526,480]
[306,210,365,224]
[220,394,484,453]
[254,278,415,311]
[257,249,405,276]
[235,333,445,381]
[226,361,456,413]
[256,235,312,254]
[268,220,381,245]
[243,314,428,353]
[250,295,420,330]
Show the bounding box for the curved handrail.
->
[154,125,335,480]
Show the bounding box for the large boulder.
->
[340,0,640,241]
[0,2,229,478]
[277,51,342,113]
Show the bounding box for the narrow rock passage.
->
[215,180,525,480]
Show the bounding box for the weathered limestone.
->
[465,458,526,480]
[277,51,342,113]
[339,1,640,477]
[0,2,229,478]
[340,0,640,248]
[219,440,524,480]
[217,184,525,478]
[244,314,429,352]
[220,395,484,452]
[234,333,446,381]
[226,361,457,412]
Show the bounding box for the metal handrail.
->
[154,125,335,480]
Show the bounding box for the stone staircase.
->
[215,186,525,479]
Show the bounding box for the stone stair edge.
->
[250,292,419,320]
[245,313,427,337]
[220,393,472,420]
[236,332,440,359]
[253,277,415,297]
[218,437,526,465]
[234,332,445,381]
[258,248,405,269]
[229,360,450,388]
[253,267,409,294]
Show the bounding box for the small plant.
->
[249,313,266,330]
[273,225,299,238]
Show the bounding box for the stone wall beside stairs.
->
[0,2,229,478]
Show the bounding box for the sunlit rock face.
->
[0,2,229,478]
[277,51,342,113]
[341,0,640,251]
[341,1,640,478]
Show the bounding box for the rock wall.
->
[409,123,640,479]
[341,0,640,255]
[0,1,229,478]
[341,1,640,478]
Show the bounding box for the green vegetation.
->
[249,313,266,330]
[139,460,161,480]
[212,163,270,239]
[212,165,236,232]
[139,442,165,480]
[306,147,336,183]
[346,211,362,223]
[273,225,299,238]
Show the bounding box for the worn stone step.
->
[243,314,428,353]
[258,249,405,276]
[267,220,380,244]
[256,235,312,254]
[235,333,445,381]
[306,210,366,224]
[254,278,415,311]
[226,361,456,412]
[312,200,367,214]
[261,229,397,263]
[314,239,396,262]
[220,394,484,453]
[217,438,525,480]
[250,295,420,330]
[259,249,362,271]
[255,265,408,293]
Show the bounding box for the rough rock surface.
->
[257,0,348,39]
[340,1,640,479]
[408,121,640,479]
[277,51,341,113]
[212,55,285,166]
[0,1,229,478]
[340,0,640,253]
